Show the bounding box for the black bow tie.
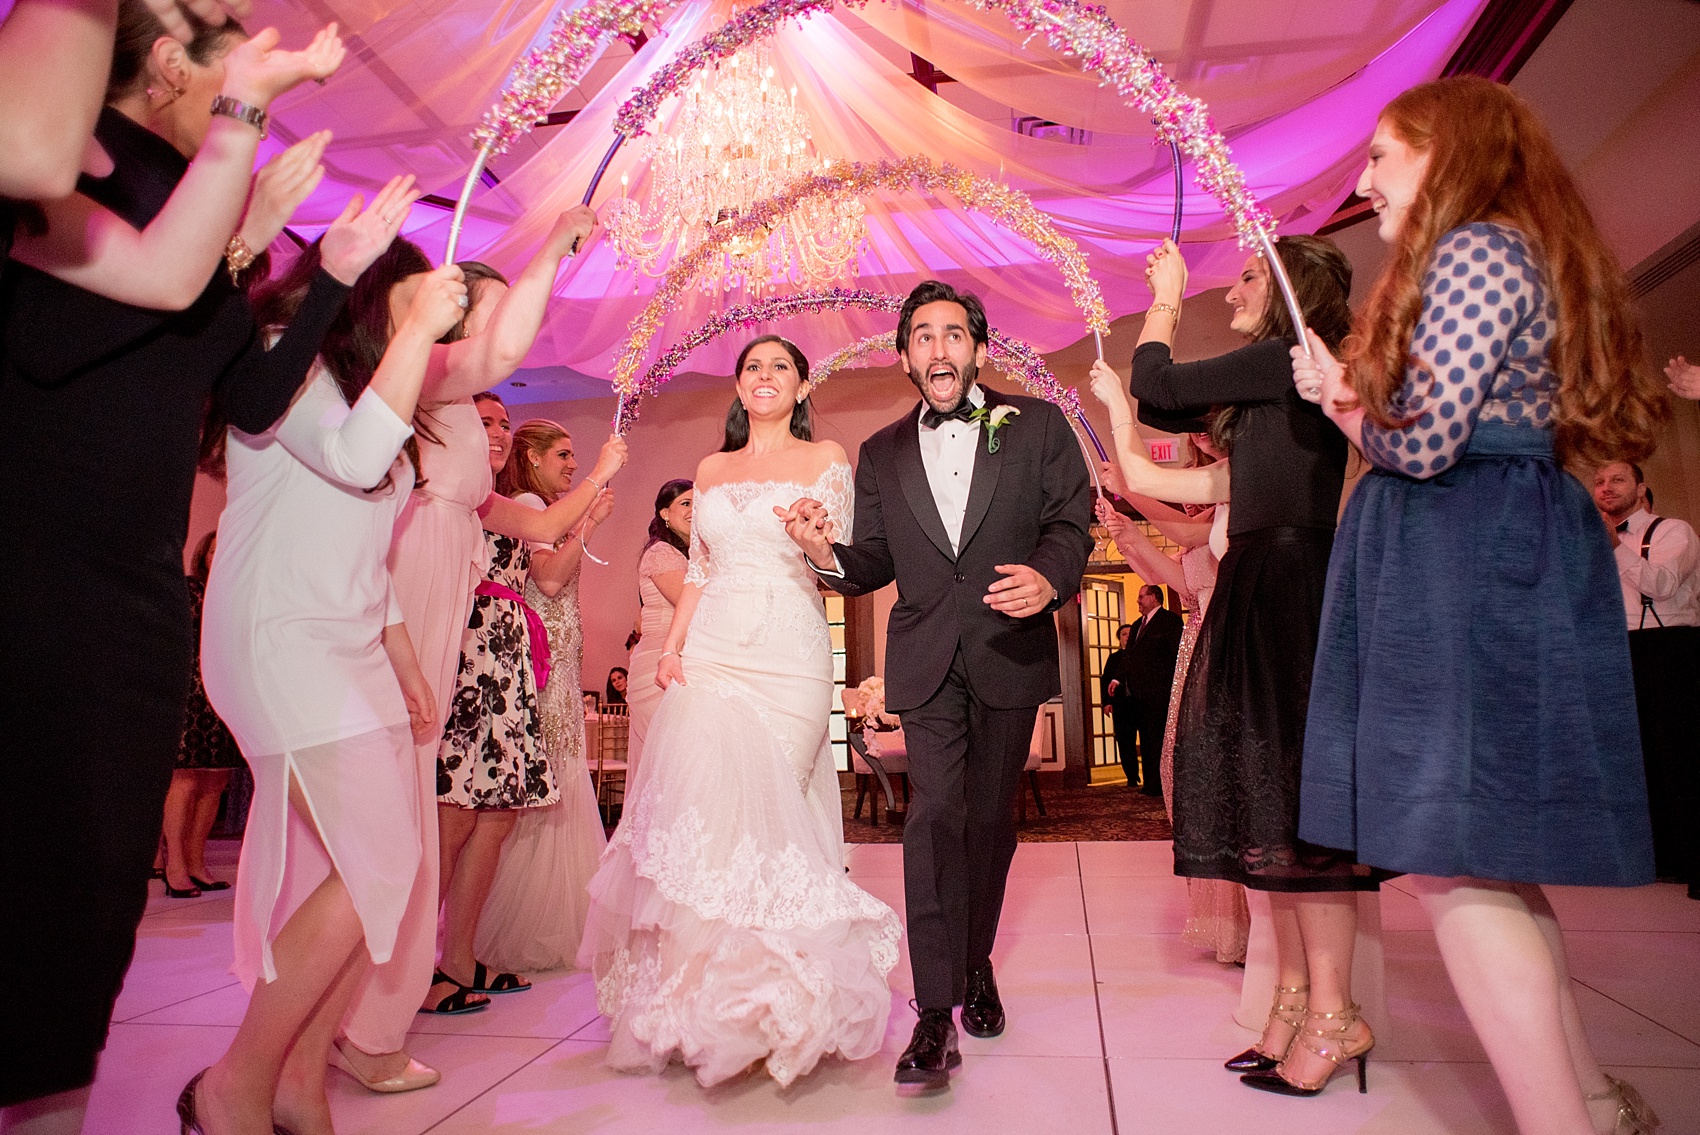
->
[921,402,977,429]
[1616,521,1630,533]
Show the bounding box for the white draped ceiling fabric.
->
[257,0,1489,394]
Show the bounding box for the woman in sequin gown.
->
[474,416,614,972]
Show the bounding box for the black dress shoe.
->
[894,1009,960,1088]
[960,963,1005,1038]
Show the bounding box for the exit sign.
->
[1145,438,1178,463]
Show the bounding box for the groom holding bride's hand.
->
[778,280,1092,1090]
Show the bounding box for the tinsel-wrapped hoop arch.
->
[619,290,1078,427]
[451,0,1314,408]
[611,155,1108,432]
[616,287,1103,495]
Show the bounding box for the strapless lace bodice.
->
[685,463,852,588]
[682,463,853,670]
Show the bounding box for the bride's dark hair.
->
[721,335,813,451]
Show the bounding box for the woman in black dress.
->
[160,531,245,898]
[0,5,360,1121]
[1092,233,1370,1096]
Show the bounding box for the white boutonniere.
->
[970,405,1020,453]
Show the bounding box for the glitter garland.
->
[616,286,900,426]
[617,286,1082,428]
[603,0,1274,247]
[612,0,872,139]
[470,0,670,159]
[812,329,1082,419]
[613,155,1110,404]
[973,0,1274,247]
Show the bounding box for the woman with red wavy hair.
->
[1291,77,1665,1132]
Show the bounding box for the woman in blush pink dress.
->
[625,479,693,785]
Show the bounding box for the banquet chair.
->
[846,726,908,826]
[1017,708,1054,824]
[592,704,629,827]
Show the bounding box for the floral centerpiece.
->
[852,675,900,730]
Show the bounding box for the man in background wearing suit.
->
[1100,623,1139,788]
[1118,584,1182,797]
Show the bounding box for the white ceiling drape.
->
[252,0,1489,393]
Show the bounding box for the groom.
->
[780,280,1092,1088]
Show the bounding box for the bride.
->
[577,335,901,1088]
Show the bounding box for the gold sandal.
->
[1224,983,1308,1073]
[1240,1001,1374,1097]
[1587,1074,1660,1134]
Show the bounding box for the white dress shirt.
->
[813,385,985,578]
[917,384,984,555]
[1615,507,1700,629]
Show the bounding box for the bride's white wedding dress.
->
[577,462,900,1088]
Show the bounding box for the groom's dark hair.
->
[897,280,989,353]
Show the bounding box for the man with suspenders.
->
[1594,462,1700,899]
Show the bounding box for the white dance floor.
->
[97,840,1699,1133]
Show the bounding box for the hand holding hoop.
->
[1290,329,1342,406]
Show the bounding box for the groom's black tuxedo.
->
[827,386,1093,711]
[820,384,1091,1010]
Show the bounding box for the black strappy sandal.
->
[469,961,531,995]
[417,970,490,1015]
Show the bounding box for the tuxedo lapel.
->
[894,408,957,562]
[957,387,1005,555]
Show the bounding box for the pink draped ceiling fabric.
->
[259,0,1488,388]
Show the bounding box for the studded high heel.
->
[1240,1002,1373,1097]
[1224,983,1308,1073]
[1587,1074,1660,1134]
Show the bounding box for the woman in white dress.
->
[625,479,694,782]
[473,417,615,973]
[578,336,901,1089]
[195,198,469,1132]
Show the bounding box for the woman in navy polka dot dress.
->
[1291,77,1667,1132]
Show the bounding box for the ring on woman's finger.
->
[455,294,469,308]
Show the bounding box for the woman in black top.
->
[1090,234,1371,1096]
[0,5,374,1117]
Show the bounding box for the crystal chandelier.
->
[605,42,866,294]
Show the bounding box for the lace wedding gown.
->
[577,463,900,1088]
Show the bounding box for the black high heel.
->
[163,881,202,899]
[176,1067,299,1135]
[1224,983,1307,1073]
[190,876,231,892]
[1240,1002,1374,1097]
[176,1069,207,1134]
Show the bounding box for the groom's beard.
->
[909,356,980,414]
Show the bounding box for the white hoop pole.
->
[443,142,494,266]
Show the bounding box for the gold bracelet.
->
[1111,420,1135,431]
[225,233,256,285]
[1147,302,1180,320]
